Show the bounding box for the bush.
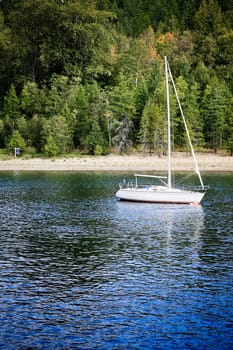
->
[7,130,26,155]
[44,135,58,157]
[94,144,103,155]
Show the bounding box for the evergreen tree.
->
[174,76,204,148]
[193,0,226,69]
[3,84,21,136]
[28,114,43,152]
[0,10,11,104]
[224,95,233,155]
[73,84,90,149]
[87,120,104,155]
[201,77,229,151]
[138,99,164,155]
[216,30,233,91]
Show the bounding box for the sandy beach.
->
[0,153,232,172]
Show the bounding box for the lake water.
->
[0,172,232,350]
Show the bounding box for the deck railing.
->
[119,182,209,192]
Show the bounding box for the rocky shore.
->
[0,153,232,172]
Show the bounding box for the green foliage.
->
[3,84,20,133]
[94,144,103,155]
[28,115,43,152]
[7,130,26,155]
[0,0,232,156]
[21,82,46,118]
[17,116,28,141]
[194,0,224,36]
[193,0,227,69]
[216,30,233,90]
[0,10,11,103]
[6,0,116,84]
[0,119,3,134]
[138,99,165,155]
[201,77,230,151]
[72,84,89,148]
[42,115,73,155]
[108,76,136,125]
[0,119,4,147]
[44,135,58,157]
[87,120,105,155]
[174,76,204,147]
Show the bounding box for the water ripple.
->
[0,172,233,349]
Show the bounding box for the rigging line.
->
[175,172,196,186]
[167,61,205,190]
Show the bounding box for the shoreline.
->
[0,153,232,172]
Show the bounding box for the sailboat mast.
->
[165,56,172,189]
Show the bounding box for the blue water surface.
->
[0,172,232,349]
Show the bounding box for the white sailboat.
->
[116,56,208,204]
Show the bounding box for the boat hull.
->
[116,188,205,204]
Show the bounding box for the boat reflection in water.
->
[115,200,204,260]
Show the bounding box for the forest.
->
[0,0,233,157]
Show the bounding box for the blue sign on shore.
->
[14,147,21,157]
